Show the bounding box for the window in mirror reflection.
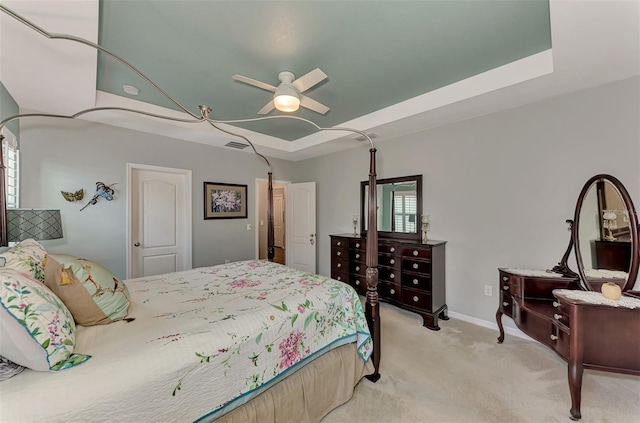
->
[364,182,418,233]
[393,190,417,232]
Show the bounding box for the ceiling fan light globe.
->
[274,94,300,112]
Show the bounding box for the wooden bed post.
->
[365,147,381,382]
[0,134,7,247]
[267,171,275,262]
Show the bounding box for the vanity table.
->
[496,174,640,421]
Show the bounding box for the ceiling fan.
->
[232,68,330,115]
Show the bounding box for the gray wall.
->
[0,82,20,139]
[19,117,294,279]
[291,76,640,325]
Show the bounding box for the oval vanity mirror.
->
[573,174,639,292]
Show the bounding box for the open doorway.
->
[255,178,288,265]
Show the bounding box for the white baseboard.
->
[447,310,531,341]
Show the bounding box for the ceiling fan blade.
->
[258,100,275,115]
[299,95,330,115]
[292,68,327,93]
[232,74,277,92]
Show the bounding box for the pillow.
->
[0,355,25,381]
[0,238,47,283]
[0,268,90,371]
[43,254,130,326]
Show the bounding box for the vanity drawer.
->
[402,288,432,310]
[378,253,399,268]
[379,281,402,302]
[402,271,431,292]
[551,323,570,359]
[403,247,431,260]
[402,259,431,275]
[378,266,399,283]
[552,299,571,328]
[500,291,513,316]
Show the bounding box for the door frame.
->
[254,177,290,260]
[126,163,193,278]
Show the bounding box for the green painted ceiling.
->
[97,0,551,141]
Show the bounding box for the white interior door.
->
[286,182,316,273]
[274,194,284,247]
[128,164,192,278]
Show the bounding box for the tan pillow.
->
[43,254,130,326]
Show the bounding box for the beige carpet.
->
[323,302,640,423]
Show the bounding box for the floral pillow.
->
[0,268,90,371]
[0,238,47,283]
[43,254,130,326]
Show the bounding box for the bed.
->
[0,258,373,421]
[0,4,382,421]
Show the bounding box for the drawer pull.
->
[355,254,360,259]
[337,251,341,256]
[390,289,395,295]
[503,302,509,306]
[412,263,419,270]
[390,247,395,253]
[502,276,509,282]
[337,276,341,281]
[413,279,419,285]
[503,285,509,291]
[554,314,563,321]
[355,243,360,248]
[355,280,360,285]
[390,273,395,279]
[550,334,558,341]
[390,259,395,265]
[337,241,342,246]
[413,250,419,256]
[337,263,342,268]
[553,301,559,308]
[355,266,360,272]
[413,296,419,302]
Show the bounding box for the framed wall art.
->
[203,182,247,219]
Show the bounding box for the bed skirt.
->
[213,342,374,422]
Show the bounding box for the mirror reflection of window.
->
[392,191,417,233]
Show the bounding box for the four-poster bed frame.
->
[0,2,380,383]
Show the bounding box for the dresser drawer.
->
[350,239,366,251]
[332,271,348,283]
[378,253,399,268]
[352,275,368,295]
[333,247,348,260]
[402,271,431,291]
[332,238,349,249]
[403,247,431,260]
[332,258,348,272]
[350,250,365,263]
[351,262,367,277]
[402,288,432,310]
[378,243,399,254]
[379,281,402,302]
[402,259,431,275]
[378,266,399,283]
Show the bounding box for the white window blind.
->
[393,191,416,233]
[2,129,19,209]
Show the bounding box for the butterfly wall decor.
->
[80,182,117,211]
[60,189,84,202]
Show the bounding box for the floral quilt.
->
[0,260,372,422]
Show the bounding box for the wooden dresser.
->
[496,269,640,420]
[330,234,447,330]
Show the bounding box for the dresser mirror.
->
[361,174,422,241]
[573,174,639,292]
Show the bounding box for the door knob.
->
[134,242,141,247]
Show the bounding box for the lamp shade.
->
[7,209,63,242]
[273,85,300,112]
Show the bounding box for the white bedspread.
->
[0,260,372,422]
